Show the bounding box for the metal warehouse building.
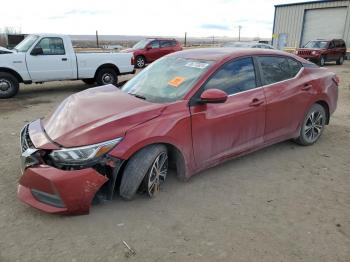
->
[272,0,350,50]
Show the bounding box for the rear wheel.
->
[336,55,344,65]
[295,104,326,146]
[0,72,19,99]
[96,68,118,86]
[120,145,168,200]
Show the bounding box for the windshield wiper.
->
[129,93,147,100]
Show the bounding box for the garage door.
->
[301,7,347,46]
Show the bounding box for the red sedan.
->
[18,48,339,215]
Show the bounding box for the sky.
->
[0,0,314,38]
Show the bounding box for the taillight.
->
[131,56,135,66]
[332,75,340,86]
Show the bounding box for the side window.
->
[150,40,160,48]
[328,41,335,49]
[203,57,257,95]
[257,56,292,85]
[341,41,346,48]
[287,58,302,77]
[35,37,65,55]
[160,40,172,48]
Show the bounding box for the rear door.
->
[26,37,74,81]
[160,40,175,56]
[190,57,266,166]
[257,56,311,142]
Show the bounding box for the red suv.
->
[296,39,346,66]
[122,38,182,68]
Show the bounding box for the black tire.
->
[294,104,326,146]
[0,72,19,99]
[82,78,96,85]
[120,145,168,200]
[318,56,325,67]
[96,68,118,86]
[135,56,146,68]
[336,55,344,65]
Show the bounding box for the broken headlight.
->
[49,138,122,166]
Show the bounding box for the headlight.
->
[49,137,122,165]
[311,51,318,55]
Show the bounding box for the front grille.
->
[298,50,312,56]
[20,124,34,153]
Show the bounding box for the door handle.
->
[301,83,312,90]
[62,58,68,61]
[249,98,264,107]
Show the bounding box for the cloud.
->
[64,9,107,16]
[200,24,230,31]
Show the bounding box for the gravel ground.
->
[0,63,349,262]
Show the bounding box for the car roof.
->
[170,48,297,61]
[146,38,176,41]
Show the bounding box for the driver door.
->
[190,57,266,167]
[146,40,161,62]
[26,37,74,81]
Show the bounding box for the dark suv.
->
[121,38,182,68]
[296,39,346,66]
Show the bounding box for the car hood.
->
[0,46,13,54]
[43,85,165,147]
[297,48,325,51]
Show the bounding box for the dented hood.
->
[43,85,164,147]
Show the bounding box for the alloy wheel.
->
[0,78,12,92]
[303,110,324,143]
[147,152,168,197]
[136,57,145,68]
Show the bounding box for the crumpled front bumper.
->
[18,120,109,215]
[18,165,108,215]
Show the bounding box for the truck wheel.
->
[0,72,19,99]
[336,56,344,65]
[96,68,118,86]
[318,56,325,67]
[294,104,326,146]
[82,79,95,85]
[135,56,146,68]
[120,145,168,200]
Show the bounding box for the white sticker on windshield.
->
[185,62,209,69]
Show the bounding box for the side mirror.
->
[200,89,228,104]
[31,47,43,56]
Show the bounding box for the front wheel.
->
[0,72,19,99]
[135,56,146,68]
[294,104,326,146]
[318,56,325,67]
[120,145,168,200]
[96,68,118,86]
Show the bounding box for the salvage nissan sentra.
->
[18,48,339,215]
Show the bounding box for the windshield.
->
[14,35,39,52]
[304,41,328,49]
[133,39,152,49]
[122,56,213,103]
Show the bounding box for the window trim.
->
[255,55,303,87]
[33,37,66,56]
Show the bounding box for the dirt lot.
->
[0,62,350,262]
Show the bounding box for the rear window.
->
[257,56,301,85]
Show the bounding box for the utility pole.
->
[238,25,242,41]
[96,30,99,48]
[184,32,187,47]
[212,35,215,45]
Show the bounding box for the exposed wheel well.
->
[0,68,24,83]
[315,100,330,124]
[94,64,120,79]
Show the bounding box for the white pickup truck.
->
[0,34,135,98]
